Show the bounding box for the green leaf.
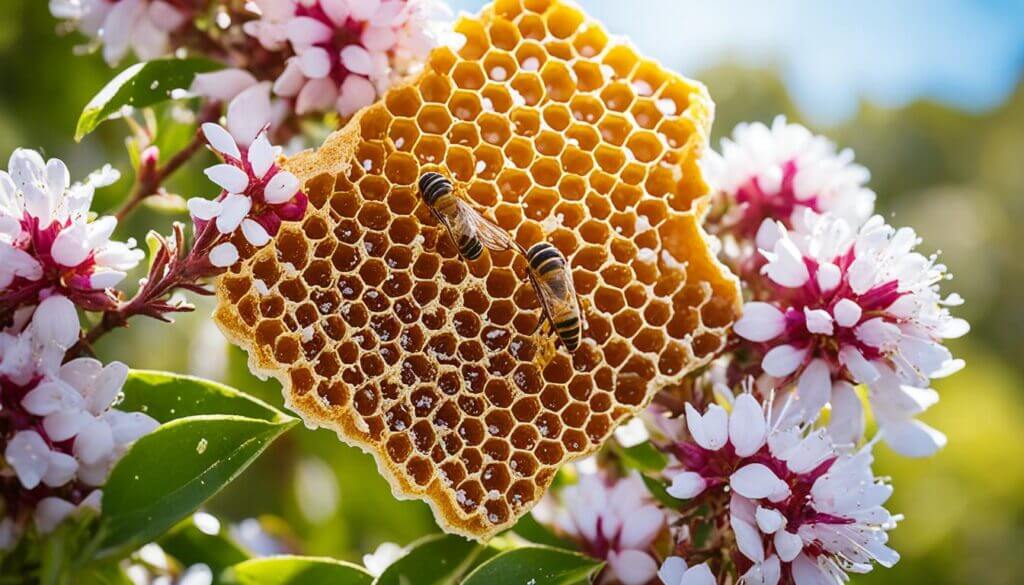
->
[224,556,371,585]
[120,370,289,424]
[76,562,134,585]
[508,513,576,550]
[617,441,668,472]
[159,517,250,576]
[641,474,683,510]
[373,534,482,585]
[461,546,603,585]
[76,58,221,141]
[97,414,296,557]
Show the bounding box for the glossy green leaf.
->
[120,370,288,424]
[373,534,482,585]
[97,415,296,556]
[509,512,576,550]
[617,441,668,472]
[461,546,603,585]
[641,473,683,510]
[159,517,250,575]
[224,556,372,585]
[76,561,134,585]
[76,58,220,141]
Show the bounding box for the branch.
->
[69,221,221,358]
[114,102,222,223]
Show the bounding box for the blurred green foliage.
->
[1,1,1022,583]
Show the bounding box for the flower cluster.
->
[247,0,453,116]
[536,118,967,584]
[0,296,158,546]
[705,116,875,253]
[49,0,190,65]
[52,0,453,121]
[188,83,308,268]
[551,472,680,585]
[0,149,143,317]
[663,394,899,584]
[734,210,967,456]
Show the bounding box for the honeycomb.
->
[214,0,741,540]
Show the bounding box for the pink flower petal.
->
[264,171,300,205]
[299,46,332,78]
[209,242,239,268]
[202,123,242,159]
[734,302,786,342]
[337,75,377,117]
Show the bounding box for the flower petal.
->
[666,471,707,500]
[209,242,239,268]
[241,218,271,247]
[299,46,332,78]
[264,171,300,204]
[204,164,250,193]
[608,550,658,585]
[730,464,789,500]
[227,82,273,146]
[202,123,242,159]
[187,197,222,221]
[35,498,76,534]
[755,506,785,534]
[762,344,808,377]
[74,418,115,465]
[215,194,252,234]
[774,530,804,563]
[340,45,373,76]
[51,222,92,267]
[337,75,377,117]
[5,430,50,489]
[734,302,786,342]
[833,298,862,328]
[248,132,275,179]
[729,393,767,457]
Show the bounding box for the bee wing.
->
[455,199,518,252]
[528,260,578,327]
[428,205,468,251]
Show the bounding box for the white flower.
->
[188,84,308,269]
[706,116,876,249]
[35,490,102,534]
[49,0,189,65]
[0,296,158,538]
[657,556,714,585]
[244,0,452,117]
[363,541,406,576]
[663,395,901,585]
[0,149,142,305]
[733,210,967,456]
[554,473,665,585]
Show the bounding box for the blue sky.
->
[447,0,1024,124]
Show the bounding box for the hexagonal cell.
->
[599,82,636,113]
[449,89,483,121]
[509,72,545,107]
[481,84,515,113]
[540,60,576,102]
[478,113,512,146]
[515,41,547,72]
[455,16,489,60]
[385,86,422,117]
[516,12,546,41]
[453,61,486,90]
[483,50,518,82]
[420,71,453,103]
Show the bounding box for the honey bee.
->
[418,172,516,260]
[524,242,583,352]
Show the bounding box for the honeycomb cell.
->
[215,0,740,542]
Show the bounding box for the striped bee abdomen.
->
[554,316,581,351]
[526,242,564,275]
[458,234,484,260]
[418,172,452,205]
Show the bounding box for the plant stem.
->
[113,102,221,223]
[69,222,221,358]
